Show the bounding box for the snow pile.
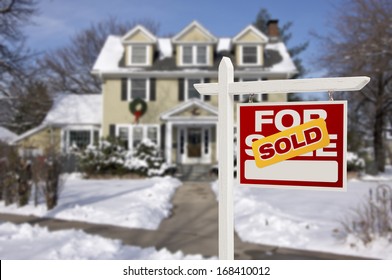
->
[0,176,181,230]
[0,222,205,260]
[92,35,124,72]
[212,179,392,259]
[217,38,231,52]
[157,38,172,59]
[265,42,297,73]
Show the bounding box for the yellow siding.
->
[235,30,265,43]
[102,78,180,137]
[177,26,211,42]
[17,127,62,153]
[123,30,155,43]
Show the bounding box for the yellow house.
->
[15,20,297,165]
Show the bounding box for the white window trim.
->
[115,124,160,152]
[127,45,151,66]
[63,126,100,152]
[239,45,262,66]
[180,45,210,66]
[185,78,205,101]
[127,78,150,101]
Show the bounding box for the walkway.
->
[0,182,369,260]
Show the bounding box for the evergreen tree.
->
[254,8,308,78]
[254,8,308,102]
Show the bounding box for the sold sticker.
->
[251,118,330,168]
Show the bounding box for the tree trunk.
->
[373,108,385,173]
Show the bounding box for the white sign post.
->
[194,57,370,260]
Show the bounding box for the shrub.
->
[339,184,392,245]
[78,138,173,177]
[78,139,130,177]
[347,151,365,172]
[127,139,172,177]
[31,148,64,210]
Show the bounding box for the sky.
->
[24,0,343,76]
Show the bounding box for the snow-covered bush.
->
[339,184,392,245]
[127,139,174,177]
[78,139,130,177]
[347,151,365,172]
[78,138,174,177]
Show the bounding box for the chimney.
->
[267,19,279,38]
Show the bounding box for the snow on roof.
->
[92,35,124,72]
[44,94,102,125]
[157,38,172,59]
[217,38,231,52]
[0,126,17,142]
[265,42,297,73]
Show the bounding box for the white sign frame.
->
[237,101,348,191]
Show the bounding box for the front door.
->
[177,126,212,164]
[187,128,202,158]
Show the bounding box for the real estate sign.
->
[238,101,347,190]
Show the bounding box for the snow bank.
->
[0,222,205,260]
[0,176,181,230]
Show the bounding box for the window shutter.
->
[178,78,184,101]
[109,124,116,139]
[150,78,156,101]
[234,78,239,101]
[121,78,127,101]
[204,78,210,101]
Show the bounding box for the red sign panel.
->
[238,101,347,190]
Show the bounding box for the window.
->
[187,78,201,99]
[196,46,207,64]
[129,45,149,65]
[119,127,129,149]
[115,125,160,150]
[133,126,143,148]
[181,45,209,65]
[242,46,258,64]
[182,46,193,64]
[147,127,158,144]
[69,130,91,149]
[131,79,147,99]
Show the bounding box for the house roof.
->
[172,21,218,43]
[232,25,269,43]
[0,126,17,143]
[12,94,102,144]
[44,94,102,125]
[92,21,297,77]
[160,98,218,121]
[121,25,157,43]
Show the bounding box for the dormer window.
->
[233,25,268,67]
[242,46,258,64]
[128,45,150,66]
[131,46,147,64]
[181,45,208,66]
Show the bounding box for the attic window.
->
[129,45,149,65]
[181,45,208,66]
[242,46,258,64]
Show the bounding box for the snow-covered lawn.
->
[0,170,391,259]
[212,171,392,259]
[0,222,205,260]
[0,175,181,230]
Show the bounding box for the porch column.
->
[165,122,172,164]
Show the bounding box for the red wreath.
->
[129,98,148,124]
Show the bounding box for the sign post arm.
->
[218,57,234,260]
